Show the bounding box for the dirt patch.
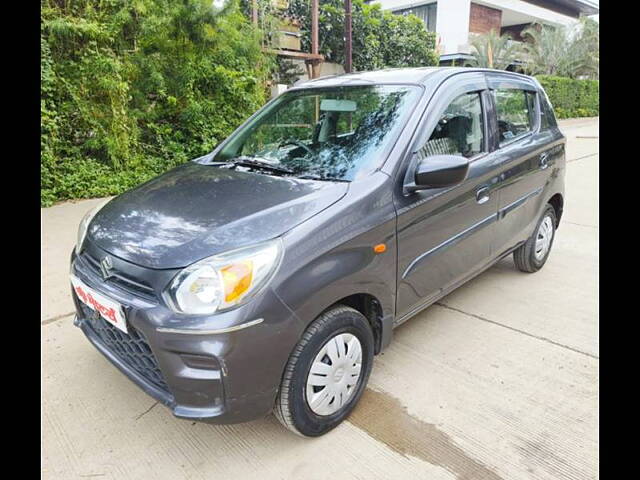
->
[349,388,503,480]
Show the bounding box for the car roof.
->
[293,67,536,89]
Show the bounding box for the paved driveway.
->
[42,118,598,479]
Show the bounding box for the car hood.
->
[87,162,348,269]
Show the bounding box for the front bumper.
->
[71,243,304,424]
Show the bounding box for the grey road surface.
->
[42,117,598,480]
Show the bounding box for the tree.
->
[274,0,438,71]
[468,29,520,70]
[520,18,599,79]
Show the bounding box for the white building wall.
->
[373,0,580,57]
[435,0,472,55]
[477,0,577,26]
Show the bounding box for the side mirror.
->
[407,154,469,192]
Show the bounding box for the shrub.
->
[536,75,599,119]
[41,0,273,207]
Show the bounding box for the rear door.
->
[485,74,557,256]
[394,73,500,323]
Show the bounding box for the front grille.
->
[82,305,169,392]
[80,253,156,300]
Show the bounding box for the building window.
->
[394,3,437,32]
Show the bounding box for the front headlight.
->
[76,199,111,254]
[163,238,283,315]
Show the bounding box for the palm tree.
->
[570,17,599,79]
[520,19,599,79]
[468,29,520,70]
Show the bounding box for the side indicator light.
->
[373,244,386,254]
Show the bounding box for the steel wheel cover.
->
[535,215,554,261]
[305,333,363,416]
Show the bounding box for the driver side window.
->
[419,92,485,160]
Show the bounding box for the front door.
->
[394,74,500,323]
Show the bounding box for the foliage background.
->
[282,0,438,71]
[521,19,599,80]
[41,0,272,207]
[537,75,599,119]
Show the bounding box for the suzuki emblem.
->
[100,256,114,280]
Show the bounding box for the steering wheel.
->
[279,139,314,156]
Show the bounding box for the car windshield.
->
[212,85,421,181]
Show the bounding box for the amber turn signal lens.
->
[373,243,386,254]
[220,261,253,302]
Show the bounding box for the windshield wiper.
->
[227,156,294,175]
[223,157,349,182]
[296,174,350,183]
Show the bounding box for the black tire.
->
[513,204,557,273]
[274,305,374,437]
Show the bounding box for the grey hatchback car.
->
[70,67,565,436]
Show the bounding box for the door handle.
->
[476,186,490,204]
[540,152,549,170]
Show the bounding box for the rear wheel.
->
[513,204,557,273]
[274,305,374,437]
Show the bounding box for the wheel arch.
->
[548,193,564,227]
[322,293,391,355]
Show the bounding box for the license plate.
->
[70,275,128,333]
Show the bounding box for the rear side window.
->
[539,92,558,130]
[494,89,536,146]
[419,92,485,159]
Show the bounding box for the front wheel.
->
[513,204,557,273]
[274,305,374,437]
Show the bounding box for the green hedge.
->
[536,75,599,119]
